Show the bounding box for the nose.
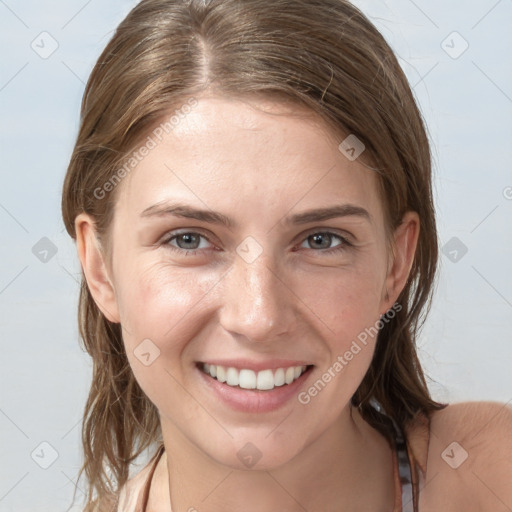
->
[218,249,296,343]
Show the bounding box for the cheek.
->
[293,266,386,417]
[117,260,217,342]
[298,259,386,341]
[116,249,386,354]
[116,261,216,405]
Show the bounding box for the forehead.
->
[115,95,384,226]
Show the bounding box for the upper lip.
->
[199,359,313,372]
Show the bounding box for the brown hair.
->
[61,0,447,509]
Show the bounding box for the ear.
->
[379,211,420,313]
[75,213,120,323]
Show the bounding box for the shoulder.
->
[429,400,512,453]
[426,400,512,509]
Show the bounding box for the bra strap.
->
[368,399,417,512]
[140,444,166,511]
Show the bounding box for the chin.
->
[195,429,307,472]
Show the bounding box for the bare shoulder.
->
[431,399,511,427]
[430,400,512,457]
[424,400,512,511]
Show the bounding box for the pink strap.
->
[139,444,166,511]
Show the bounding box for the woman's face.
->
[79,94,417,470]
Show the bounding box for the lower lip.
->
[196,365,314,413]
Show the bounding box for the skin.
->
[76,94,423,511]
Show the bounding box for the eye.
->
[163,231,213,255]
[298,231,352,254]
[161,229,353,257]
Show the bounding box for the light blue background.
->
[1,1,511,510]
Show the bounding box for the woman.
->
[61,0,512,511]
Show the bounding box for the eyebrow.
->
[140,202,371,228]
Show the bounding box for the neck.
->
[155,405,395,512]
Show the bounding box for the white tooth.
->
[274,368,285,386]
[239,369,257,389]
[226,367,239,386]
[257,369,275,390]
[214,364,307,389]
[216,365,226,383]
[204,363,210,373]
[285,367,295,384]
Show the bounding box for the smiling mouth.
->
[198,362,313,391]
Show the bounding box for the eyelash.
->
[161,230,353,257]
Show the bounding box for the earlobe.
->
[75,213,120,323]
[381,211,420,312]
